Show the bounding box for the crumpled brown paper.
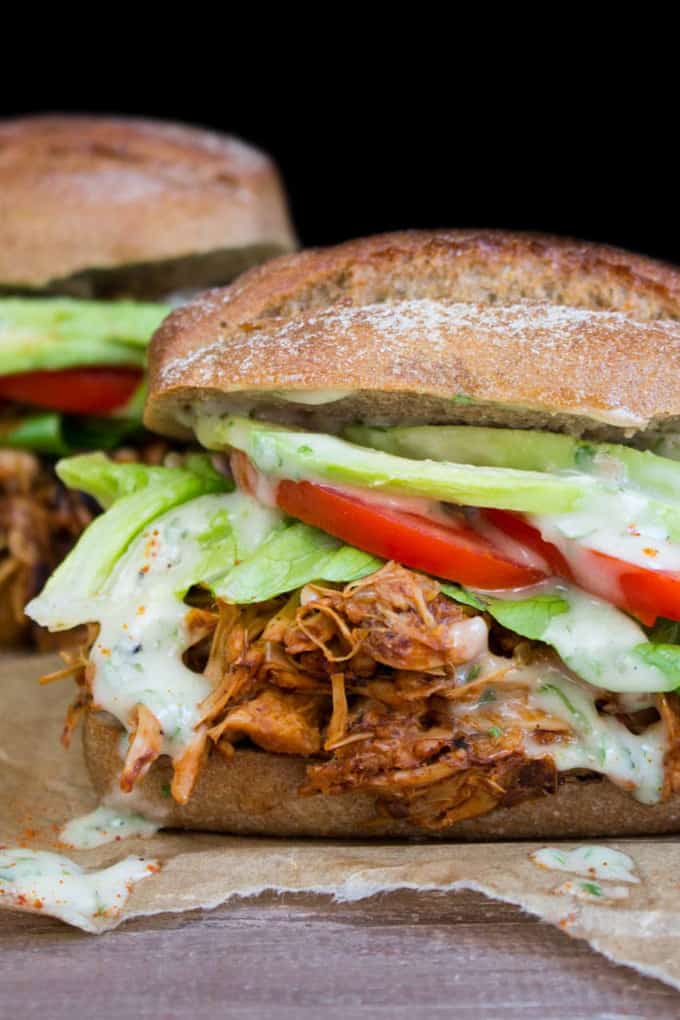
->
[2,652,680,991]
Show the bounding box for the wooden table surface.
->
[1,888,678,1019]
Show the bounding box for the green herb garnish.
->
[540,682,590,731]
[574,442,596,469]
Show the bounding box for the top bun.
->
[0,115,296,297]
[146,229,680,441]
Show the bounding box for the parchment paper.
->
[2,652,680,992]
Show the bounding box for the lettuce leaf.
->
[438,583,487,611]
[442,582,680,693]
[1,413,147,456]
[634,643,680,680]
[27,458,230,629]
[439,583,570,633]
[56,452,230,510]
[486,594,570,639]
[1,413,70,455]
[153,493,281,597]
[646,617,680,645]
[216,522,381,604]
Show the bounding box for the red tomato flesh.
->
[485,509,680,626]
[0,367,143,415]
[233,452,680,623]
[548,542,680,627]
[276,478,546,589]
[482,509,574,581]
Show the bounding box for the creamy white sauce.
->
[59,806,160,850]
[162,288,205,308]
[272,389,355,405]
[554,879,631,903]
[448,651,667,802]
[468,579,674,694]
[526,670,666,802]
[0,849,158,932]
[576,404,646,429]
[545,532,627,607]
[540,584,670,694]
[530,845,639,883]
[466,510,551,572]
[533,487,680,573]
[470,580,672,800]
[315,484,546,572]
[305,479,463,526]
[91,492,279,759]
[91,498,222,758]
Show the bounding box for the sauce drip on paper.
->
[0,848,159,932]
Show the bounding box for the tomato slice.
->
[485,509,680,625]
[482,509,574,580]
[276,478,546,588]
[232,452,680,623]
[611,557,680,625]
[551,544,680,626]
[0,367,143,415]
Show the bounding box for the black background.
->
[2,71,675,263]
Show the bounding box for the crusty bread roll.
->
[146,229,680,441]
[0,115,296,297]
[85,711,680,840]
[90,229,680,838]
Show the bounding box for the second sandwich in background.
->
[0,115,296,644]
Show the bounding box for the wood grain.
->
[0,889,677,1019]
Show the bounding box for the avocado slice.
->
[195,415,593,514]
[0,298,169,375]
[344,424,680,505]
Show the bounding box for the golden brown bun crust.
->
[85,710,680,840]
[0,115,296,293]
[146,229,680,440]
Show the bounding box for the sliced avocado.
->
[0,298,169,375]
[344,424,680,504]
[195,415,592,514]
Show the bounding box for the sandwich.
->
[27,229,680,839]
[0,115,296,644]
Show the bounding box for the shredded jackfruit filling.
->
[50,562,679,829]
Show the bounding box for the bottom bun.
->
[85,710,680,840]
